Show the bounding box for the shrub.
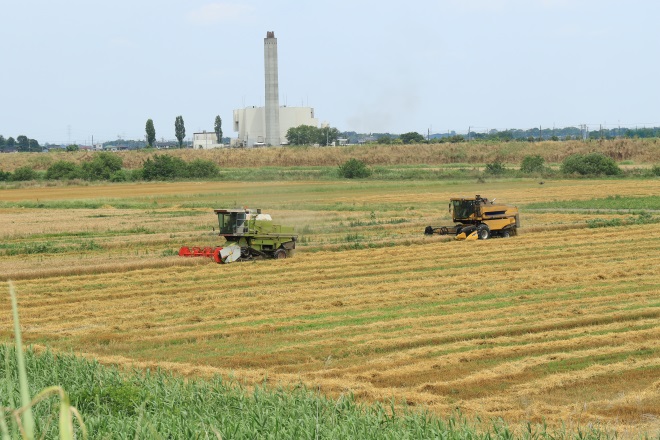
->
[187,159,219,179]
[128,168,144,181]
[561,153,621,176]
[485,161,506,175]
[652,165,660,176]
[109,170,128,182]
[338,158,372,178]
[142,154,188,180]
[520,155,545,173]
[12,166,38,181]
[46,160,81,180]
[81,152,123,180]
[0,170,11,181]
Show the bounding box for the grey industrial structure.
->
[264,31,280,147]
[193,31,319,149]
[233,32,318,147]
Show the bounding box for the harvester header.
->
[179,208,297,263]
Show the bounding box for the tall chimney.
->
[264,31,280,146]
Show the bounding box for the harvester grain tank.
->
[424,195,519,240]
[179,208,297,263]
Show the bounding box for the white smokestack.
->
[264,31,280,146]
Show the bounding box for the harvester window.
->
[452,200,475,219]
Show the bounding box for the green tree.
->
[81,152,123,180]
[0,135,5,150]
[28,139,41,152]
[214,116,223,144]
[286,125,320,145]
[318,126,340,146]
[561,153,621,176]
[66,144,80,152]
[175,116,186,148]
[520,155,545,173]
[399,132,425,144]
[12,166,38,181]
[145,119,156,148]
[485,161,506,175]
[377,135,392,144]
[16,135,29,152]
[187,159,219,178]
[338,158,372,178]
[46,161,81,180]
[142,154,188,180]
[6,137,15,149]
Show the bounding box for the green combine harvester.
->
[179,208,298,263]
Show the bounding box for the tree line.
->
[145,115,223,148]
[0,135,41,152]
[3,123,659,153]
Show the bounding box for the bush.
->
[561,153,621,176]
[520,155,545,173]
[485,161,506,175]
[11,166,38,181]
[187,159,219,179]
[0,170,11,181]
[109,170,128,182]
[46,160,81,180]
[128,169,143,181]
[142,154,188,180]
[81,152,123,180]
[338,158,372,178]
[652,165,660,176]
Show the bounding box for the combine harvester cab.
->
[424,195,519,240]
[179,208,297,263]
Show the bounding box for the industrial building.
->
[192,132,223,149]
[232,105,318,146]
[231,31,318,147]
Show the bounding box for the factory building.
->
[231,31,318,147]
[232,106,318,146]
[192,132,223,149]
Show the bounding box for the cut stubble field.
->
[0,178,659,436]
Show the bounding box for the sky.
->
[1,0,659,145]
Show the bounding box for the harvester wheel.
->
[501,230,510,238]
[274,249,287,259]
[476,224,490,240]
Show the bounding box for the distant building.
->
[232,106,318,147]
[193,132,223,149]
[231,31,321,147]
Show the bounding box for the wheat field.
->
[0,178,658,436]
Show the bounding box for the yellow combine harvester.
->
[424,195,519,240]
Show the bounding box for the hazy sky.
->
[1,0,658,144]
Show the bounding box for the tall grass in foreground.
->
[2,283,617,439]
[2,281,86,439]
[1,348,617,439]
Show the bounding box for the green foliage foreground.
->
[0,346,616,439]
